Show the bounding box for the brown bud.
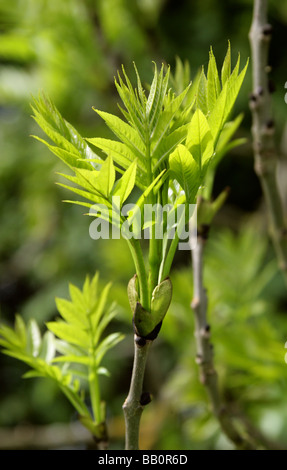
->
[262,23,273,37]
[140,392,152,406]
[135,335,146,347]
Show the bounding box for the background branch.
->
[249,0,287,283]
[191,226,283,450]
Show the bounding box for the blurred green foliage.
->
[0,0,287,450]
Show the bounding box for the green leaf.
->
[196,69,208,115]
[95,110,145,160]
[207,47,221,113]
[208,57,248,146]
[115,68,146,141]
[98,154,115,198]
[186,109,214,169]
[111,160,137,205]
[126,169,166,233]
[127,275,139,313]
[72,155,115,200]
[38,331,56,363]
[26,319,41,357]
[133,302,155,337]
[54,339,84,356]
[22,370,46,379]
[221,41,231,86]
[210,114,244,169]
[95,305,118,346]
[151,85,190,158]
[83,273,99,306]
[14,315,26,347]
[31,94,96,163]
[89,282,112,330]
[55,298,88,329]
[47,322,89,349]
[69,282,86,312]
[2,349,35,366]
[32,136,93,171]
[86,137,147,189]
[98,367,110,377]
[95,333,124,366]
[147,64,170,131]
[133,62,147,108]
[0,323,22,348]
[56,182,107,208]
[133,280,172,338]
[61,386,91,418]
[151,278,173,322]
[169,144,201,203]
[53,355,90,365]
[152,124,189,172]
[146,62,161,117]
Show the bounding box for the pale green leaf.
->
[26,319,41,357]
[38,331,55,363]
[111,160,137,205]
[169,144,201,203]
[95,110,145,159]
[83,273,99,307]
[98,154,115,198]
[127,275,139,314]
[133,62,147,107]
[89,282,112,330]
[53,355,90,365]
[97,367,110,377]
[151,278,173,322]
[133,303,154,337]
[115,70,146,141]
[94,304,118,346]
[126,170,166,231]
[196,69,208,115]
[56,182,108,207]
[86,137,147,187]
[31,136,93,170]
[55,340,85,357]
[221,41,231,86]
[0,323,23,348]
[208,58,248,147]
[151,85,190,157]
[22,370,46,379]
[14,315,26,347]
[207,48,221,112]
[32,94,96,162]
[95,333,124,366]
[69,283,85,312]
[186,109,214,169]
[47,322,89,349]
[2,349,35,366]
[55,298,88,329]
[152,124,189,172]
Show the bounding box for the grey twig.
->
[249,0,287,282]
[191,229,283,449]
[122,337,151,450]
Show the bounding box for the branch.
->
[122,337,151,450]
[249,0,287,283]
[190,228,282,450]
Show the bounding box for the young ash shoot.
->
[22,44,247,449]
[0,273,123,448]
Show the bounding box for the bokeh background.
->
[1,0,287,450]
